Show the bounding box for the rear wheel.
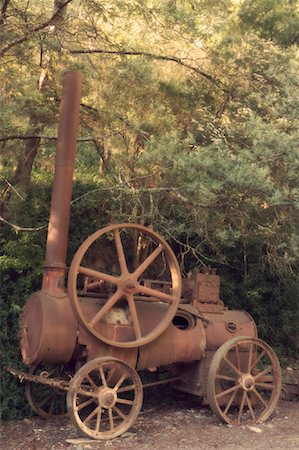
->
[25,363,70,418]
[207,337,281,424]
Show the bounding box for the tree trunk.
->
[1,126,42,218]
[13,131,41,193]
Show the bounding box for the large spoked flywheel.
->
[68,224,182,348]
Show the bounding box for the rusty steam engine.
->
[13,72,282,440]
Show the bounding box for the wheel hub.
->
[123,277,137,293]
[98,387,117,408]
[239,374,255,391]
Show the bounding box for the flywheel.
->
[68,223,182,348]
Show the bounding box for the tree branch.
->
[0,215,47,232]
[0,0,73,56]
[1,0,10,21]
[70,48,227,92]
[0,135,97,142]
[0,175,24,200]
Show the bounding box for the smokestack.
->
[42,71,82,292]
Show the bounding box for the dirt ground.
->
[1,391,298,450]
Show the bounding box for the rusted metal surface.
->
[204,310,257,350]
[137,304,206,370]
[75,301,206,370]
[7,367,70,391]
[182,268,224,312]
[20,291,77,366]
[192,269,220,302]
[174,352,214,398]
[42,71,82,293]
[77,322,138,368]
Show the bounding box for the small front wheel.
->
[67,357,143,439]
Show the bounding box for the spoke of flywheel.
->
[96,407,102,433]
[60,394,65,414]
[38,393,53,409]
[89,289,122,328]
[127,294,142,339]
[235,344,241,371]
[254,366,273,381]
[137,284,175,303]
[114,373,127,391]
[85,373,97,389]
[223,389,237,415]
[216,382,241,399]
[252,387,268,408]
[83,404,101,425]
[78,266,118,285]
[77,388,98,398]
[246,392,256,421]
[254,382,274,390]
[116,397,134,406]
[216,374,236,382]
[99,365,108,388]
[223,356,242,376]
[250,349,266,373]
[113,405,127,420]
[77,384,98,398]
[109,408,114,430]
[133,244,163,279]
[114,229,128,274]
[117,384,136,394]
[77,397,96,411]
[237,390,247,424]
[247,341,254,373]
[49,393,56,415]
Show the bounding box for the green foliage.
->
[0,188,48,419]
[221,263,299,360]
[239,0,299,47]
